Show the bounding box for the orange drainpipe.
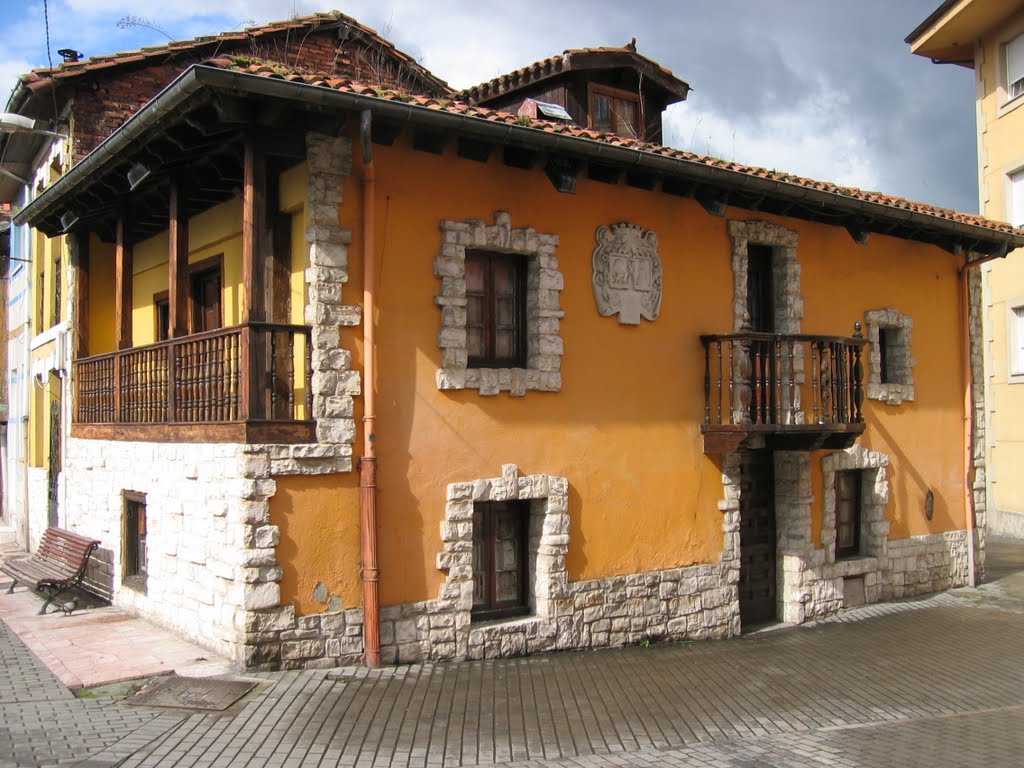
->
[958,256,977,587]
[358,110,381,666]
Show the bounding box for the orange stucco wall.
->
[270,129,969,612]
[88,234,116,355]
[270,473,363,614]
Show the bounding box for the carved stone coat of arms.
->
[592,223,662,324]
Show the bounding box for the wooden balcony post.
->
[241,130,267,420]
[168,178,189,338]
[114,217,133,350]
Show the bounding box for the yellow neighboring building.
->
[909,0,1024,536]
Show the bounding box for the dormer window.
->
[589,84,641,138]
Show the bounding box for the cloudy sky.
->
[1,1,980,214]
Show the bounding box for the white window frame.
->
[1008,299,1024,384]
[1007,33,1024,102]
[1009,167,1024,228]
[999,24,1024,117]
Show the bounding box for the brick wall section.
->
[67,32,444,161]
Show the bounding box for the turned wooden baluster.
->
[837,343,849,423]
[715,341,723,424]
[787,339,797,424]
[304,332,313,418]
[820,342,832,423]
[753,343,764,424]
[774,337,783,425]
[287,334,296,419]
[852,322,865,422]
[735,313,753,425]
[271,331,280,419]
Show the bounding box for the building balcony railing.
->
[699,325,867,453]
[72,322,314,443]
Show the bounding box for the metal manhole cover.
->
[125,675,257,711]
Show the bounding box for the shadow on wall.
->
[864,411,953,536]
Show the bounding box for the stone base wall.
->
[61,439,255,660]
[60,439,352,664]
[886,531,969,598]
[243,560,740,669]
[988,508,1024,538]
[27,467,49,551]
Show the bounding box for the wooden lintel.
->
[167,178,189,339]
[114,217,133,350]
[71,420,316,444]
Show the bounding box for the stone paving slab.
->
[3,536,1024,767]
[113,595,1024,767]
[0,550,235,689]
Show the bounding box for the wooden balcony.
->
[700,327,867,453]
[72,322,314,443]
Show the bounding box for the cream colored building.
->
[910,0,1024,536]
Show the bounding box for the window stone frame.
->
[435,212,564,396]
[437,464,570,658]
[864,308,915,404]
[821,445,890,566]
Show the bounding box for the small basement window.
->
[835,471,863,559]
[123,491,147,591]
[472,500,529,621]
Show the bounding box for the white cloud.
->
[664,88,881,193]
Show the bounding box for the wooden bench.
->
[1,528,101,615]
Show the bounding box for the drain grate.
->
[125,675,257,711]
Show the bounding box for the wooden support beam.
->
[114,217,133,350]
[167,178,190,338]
[241,131,268,421]
[456,137,494,163]
[70,230,89,359]
[696,189,728,217]
[845,219,870,246]
[412,128,447,155]
[545,156,580,194]
[242,131,267,324]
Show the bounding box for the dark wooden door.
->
[746,245,776,422]
[746,245,774,332]
[191,267,222,333]
[739,450,776,627]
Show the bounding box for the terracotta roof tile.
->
[201,58,1021,239]
[16,11,449,95]
[457,43,689,105]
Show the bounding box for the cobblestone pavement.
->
[3,538,1024,767]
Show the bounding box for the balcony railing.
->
[73,322,313,443]
[699,325,866,452]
